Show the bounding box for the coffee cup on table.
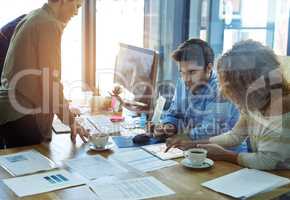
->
[89,133,109,148]
[183,148,207,166]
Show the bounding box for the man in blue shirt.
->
[153,39,240,141]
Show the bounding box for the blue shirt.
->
[162,71,240,140]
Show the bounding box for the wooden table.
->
[0,133,290,200]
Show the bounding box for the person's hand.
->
[70,107,81,117]
[70,119,89,144]
[165,138,197,152]
[196,144,230,161]
[165,138,210,152]
[112,85,123,96]
[153,123,177,138]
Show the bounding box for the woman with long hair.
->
[166,40,290,170]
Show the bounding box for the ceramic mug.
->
[89,134,109,148]
[183,148,207,165]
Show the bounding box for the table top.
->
[0,133,290,200]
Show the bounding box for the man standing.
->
[0,0,87,148]
[154,39,240,142]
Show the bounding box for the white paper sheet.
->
[141,143,184,160]
[0,150,56,176]
[112,149,178,172]
[52,116,70,133]
[89,176,175,200]
[151,96,166,124]
[202,168,290,199]
[3,169,86,197]
[65,155,128,180]
[87,115,121,135]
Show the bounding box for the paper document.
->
[89,176,175,200]
[65,155,128,180]
[151,96,166,124]
[202,168,290,199]
[52,116,70,133]
[0,150,56,176]
[3,169,86,197]
[141,143,184,160]
[112,149,178,172]
[87,115,121,135]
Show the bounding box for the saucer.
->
[89,142,113,152]
[181,158,214,169]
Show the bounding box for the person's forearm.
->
[222,150,239,164]
[209,134,242,147]
[193,139,210,145]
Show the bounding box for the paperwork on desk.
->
[141,143,184,160]
[202,168,290,199]
[3,169,86,197]
[52,116,71,133]
[112,149,178,172]
[0,150,56,176]
[65,155,128,180]
[87,115,121,135]
[151,95,166,124]
[89,176,175,200]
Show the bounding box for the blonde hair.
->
[217,40,289,113]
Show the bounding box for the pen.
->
[164,145,172,153]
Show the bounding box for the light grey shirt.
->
[210,111,290,170]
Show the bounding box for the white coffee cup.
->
[89,134,109,148]
[183,148,207,165]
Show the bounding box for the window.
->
[222,0,269,52]
[95,0,145,95]
[0,1,82,100]
[220,0,289,55]
[0,1,46,27]
[61,10,82,99]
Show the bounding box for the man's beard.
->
[186,82,203,94]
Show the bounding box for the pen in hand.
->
[164,145,173,153]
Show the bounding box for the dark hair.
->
[217,40,289,113]
[172,38,214,68]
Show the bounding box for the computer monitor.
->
[114,43,158,114]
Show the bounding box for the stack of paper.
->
[112,149,178,172]
[141,143,184,160]
[65,155,128,180]
[202,168,290,199]
[3,169,86,197]
[0,150,56,176]
[89,176,175,200]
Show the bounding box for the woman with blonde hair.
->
[166,40,290,170]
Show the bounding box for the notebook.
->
[202,168,290,199]
[141,143,184,160]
